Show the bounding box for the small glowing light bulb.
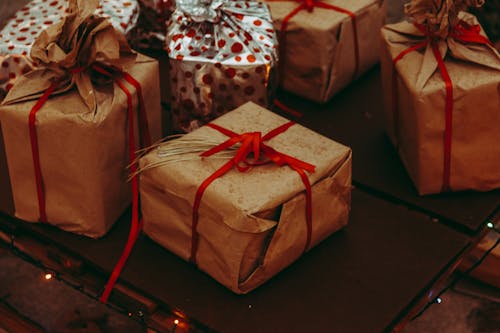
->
[174,319,179,325]
[44,273,52,280]
[436,297,442,304]
[487,222,494,229]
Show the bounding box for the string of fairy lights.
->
[411,220,500,320]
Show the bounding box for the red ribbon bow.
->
[27,63,151,303]
[391,20,493,192]
[189,121,316,264]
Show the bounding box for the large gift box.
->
[266,0,385,103]
[167,0,278,132]
[0,0,141,100]
[0,0,162,237]
[139,102,352,293]
[380,0,500,195]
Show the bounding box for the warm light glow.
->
[44,273,52,280]
[174,319,179,325]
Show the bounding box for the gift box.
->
[139,102,352,293]
[167,0,278,132]
[266,0,385,103]
[380,0,500,195]
[0,0,140,100]
[0,0,162,237]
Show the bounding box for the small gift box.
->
[0,0,140,100]
[167,0,278,132]
[139,102,352,293]
[380,0,500,195]
[0,0,162,237]
[266,0,385,103]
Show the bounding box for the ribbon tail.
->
[100,75,142,302]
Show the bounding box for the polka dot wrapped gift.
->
[0,0,140,100]
[167,0,278,132]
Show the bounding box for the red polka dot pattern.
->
[167,0,278,132]
[0,55,35,100]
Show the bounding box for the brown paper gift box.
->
[0,54,162,238]
[139,102,352,294]
[380,14,500,195]
[267,0,385,103]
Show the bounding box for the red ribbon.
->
[26,63,151,303]
[278,0,360,82]
[28,80,60,223]
[189,121,316,264]
[391,21,492,192]
[272,0,360,119]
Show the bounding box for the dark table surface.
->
[0,189,469,333]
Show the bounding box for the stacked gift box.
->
[0,0,499,302]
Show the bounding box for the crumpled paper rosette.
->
[167,0,279,132]
[0,0,140,100]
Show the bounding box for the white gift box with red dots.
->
[167,0,279,133]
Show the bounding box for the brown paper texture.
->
[0,54,162,237]
[380,13,500,195]
[267,0,385,103]
[140,102,352,293]
[0,0,162,237]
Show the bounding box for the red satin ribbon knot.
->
[391,21,492,191]
[189,121,316,264]
[26,63,151,303]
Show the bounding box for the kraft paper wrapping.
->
[0,0,162,238]
[380,8,500,195]
[0,0,140,100]
[140,102,352,294]
[267,0,385,103]
[167,0,278,133]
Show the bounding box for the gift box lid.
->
[140,102,351,231]
[267,0,380,31]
